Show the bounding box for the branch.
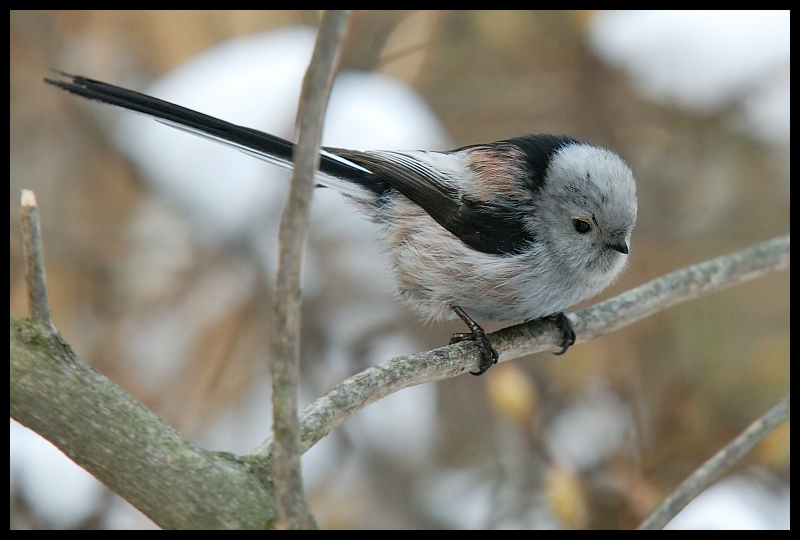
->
[271,10,349,529]
[12,190,788,528]
[252,234,790,456]
[20,190,56,336]
[13,191,279,528]
[638,393,791,530]
[10,317,276,529]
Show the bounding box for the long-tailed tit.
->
[46,73,637,375]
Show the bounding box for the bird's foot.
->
[450,306,499,376]
[550,312,576,355]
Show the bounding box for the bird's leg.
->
[449,306,499,376]
[550,312,576,355]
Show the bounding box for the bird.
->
[45,72,638,375]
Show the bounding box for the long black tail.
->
[45,72,383,199]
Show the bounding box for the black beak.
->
[610,239,629,255]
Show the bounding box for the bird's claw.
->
[551,312,576,355]
[450,306,499,376]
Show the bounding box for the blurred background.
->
[10,10,789,529]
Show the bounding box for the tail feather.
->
[45,72,384,199]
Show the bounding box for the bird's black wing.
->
[333,150,534,256]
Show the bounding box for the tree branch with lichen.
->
[11,190,789,529]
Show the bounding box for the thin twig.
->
[638,393,791,530]
[20,189,56,336]
[252,234,789,456]
[271,10,350,530]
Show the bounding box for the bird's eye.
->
[573,218,592,234]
